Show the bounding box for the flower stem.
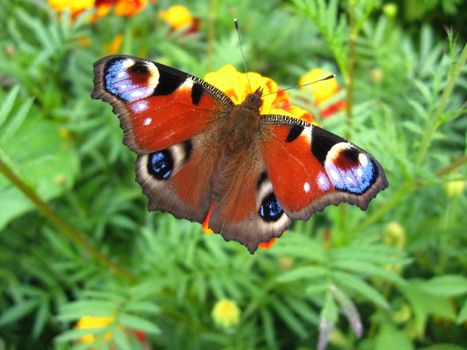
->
[206,0,218,70]
[0,157,137,282]
[345,3,357,141]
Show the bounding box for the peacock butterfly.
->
[91,55,388,253]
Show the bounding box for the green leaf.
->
[55,327,106,343]
[260,308,276,348]
[0,300,37,326]
[419,275,467,297]
[332,260,407,286]
[375,324,414,350]
[456,299,467,324]
[118,314,160,335]
[277,265,328,283]
[272,299,307,338]
[0,113,79,229]
[401,280,457,336]
[0,85,20,128]
[58,301,115,321]
[333,271,389,309]
[110,326,132,350]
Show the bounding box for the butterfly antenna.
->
[234,18,253,93]
[262,74,336,97]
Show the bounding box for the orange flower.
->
[299,68,346,118]
[111,0,148,16]
[159,5,200,34]
[48,0,94,17]
[105,34,124,54]
[48,0,148,19]
[204,65,314,122]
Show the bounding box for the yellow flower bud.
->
[391,303,411,324]
[211,299,241,328]
[383,3,398,17]
[444,180,465,198]
[383,222,406,250]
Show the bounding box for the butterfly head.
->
[242,87,263,112]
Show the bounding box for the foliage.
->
[0,0,465,349]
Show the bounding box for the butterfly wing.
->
[92,55,233,222]
[260,115,388,220]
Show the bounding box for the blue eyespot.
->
[259,193,283,222]
[148,150,173,180]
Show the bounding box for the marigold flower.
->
[299,68,346,118]
[212,299,241,328]
[48,0,94,17]
[75,315,149,346]
[75,316,114,344]
[112,0,148,16]
[48,0,148,19]
[159,5,199,34]
[204,64,314,122]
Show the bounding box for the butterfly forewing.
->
[260,116,388,220]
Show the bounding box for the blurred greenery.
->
[0,0,465,349]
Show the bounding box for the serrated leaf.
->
[375,324,414,350]
[0,85,20,128]
[272,299,307,338]
[0,114,79,229]
[0,300,37,326]
[333,271,389,309]
[401,281,457,336]
[457,299,467,324]
[418,275,467,297]
[55,327,104,343]
[261,308,276,348]
[332,260,407,286]
[118,314,160,335]
[277,266,328,283]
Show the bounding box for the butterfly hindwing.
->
[136,131,218,223]
[207,147,291,253]
[260,116,388,220]
[92,55,233,153]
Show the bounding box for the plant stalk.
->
[0,157,137,282]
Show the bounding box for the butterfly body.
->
[92,55,388,253]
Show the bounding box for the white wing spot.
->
[132,100,148,113]
[303,182,311,193]
[317,172,330,191]
[143,117,152,126]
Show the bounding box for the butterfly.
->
[91,55,388,253]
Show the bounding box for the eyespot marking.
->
[148,150,174,180]
[259,193,284,222]
[324,143,377,194]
